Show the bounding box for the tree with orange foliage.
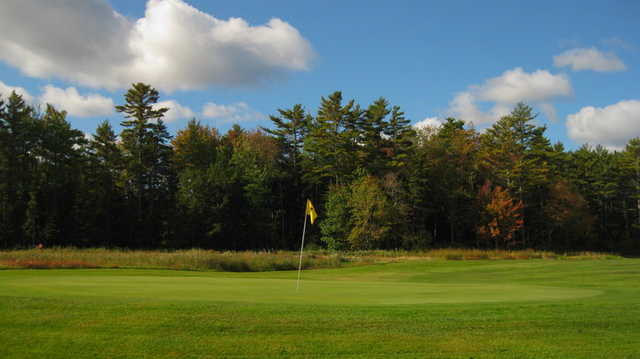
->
[477,181,524,249]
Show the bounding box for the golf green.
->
[0,271,601,305]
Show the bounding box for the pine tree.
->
[35,104,86,246]
[0,92,37,247]
[412,118,480,246]
[262,104,310,172]
[80,120,124,247]
[384,105,415,171]
[480,103,553,247]
[116,83,173,247]
[302,91,361,186]
[262,105,312,248]
[172,120,229,248]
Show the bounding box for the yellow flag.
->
[306,199,318,224]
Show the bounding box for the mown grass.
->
[0,259,638,358]
[0,247,619,272]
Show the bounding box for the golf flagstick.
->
[296,211,308,291]
[297,199,317,291]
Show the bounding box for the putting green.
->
[0,269,600,305]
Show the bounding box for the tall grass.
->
[343,248,620,261]
[0,248,351,272]
[0,248,619,272]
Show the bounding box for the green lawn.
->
[0,259,638,358]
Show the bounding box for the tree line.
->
[1,83,639,254]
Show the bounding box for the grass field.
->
[1,258,638,358]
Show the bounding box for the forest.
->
[0,82,638,254]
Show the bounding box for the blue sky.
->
[0,0,638,149]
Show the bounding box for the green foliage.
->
[116,83,174,247]
[347,175,395,249]
[1,86,638,253]
[320,184,351,250]
[321,174,408,250]
[302,91,361,186]
[172,119,219,172]
[415,117,480,246]
[262,104,310,171]
[0,92,38,247]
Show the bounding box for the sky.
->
[0,0,638,150]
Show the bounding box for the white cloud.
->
[554,47,626,72]
[202,102,263,123]
[40,85,113,117]
[0,80,33,102]
[0,0,314,91]
[413,117,443,130]
[448,68,572,126]
[567,100,640,150]
[0,1,131,89]
[449,92,499,125]
[474,68,572,104]
[154,100,195,122]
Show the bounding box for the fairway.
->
[1,259,639,358]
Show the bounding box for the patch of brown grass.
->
[0,248,352,272]
[1,259,101,269]
[343,248,618,262]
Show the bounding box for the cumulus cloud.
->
[474,68,572,104]
[0,1,131,89]
[554,47,626,72]
[40,85,113,117]
[413,117,443,130]
[567,100,640,150]
[448,68,572,126]
[449,92,505,125]
[0,0,314,91]
[154,100,195,122]
[0,80,33,102]
[202,102,264,123]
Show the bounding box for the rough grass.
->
[344,248,619,261]
[0,247,619,272]
[0,248,353,272]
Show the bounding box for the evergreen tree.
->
[262,105,312,247]
[384,105,415,171]
[358,98,391,174]
[172,120,230,248]
[116,83,173,247]
[412,118,480,246]
[34,104,86,246]
[0,92,37,247]
[480,103,553,247]
[78,120,125,247]
[262,104,310,172]
[302,91,361,186]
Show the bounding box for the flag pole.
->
[296,212,308,292]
